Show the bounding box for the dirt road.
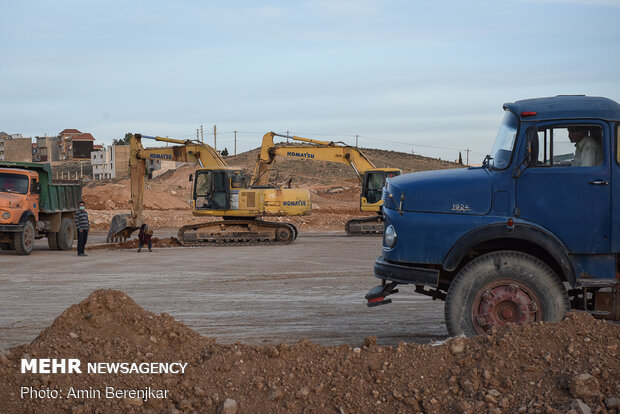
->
[0,232,447,350]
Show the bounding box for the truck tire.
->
[47,233,59,250]
[444,251,569,337]
[55,217,75,251]
[14,220,35,255]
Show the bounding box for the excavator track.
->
[345,215,384,236]
[178,219,298,246]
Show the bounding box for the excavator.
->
[107,133,311,245]
[251,132,401,236]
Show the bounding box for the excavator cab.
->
[193,168,246,211]
[361,169,401,207]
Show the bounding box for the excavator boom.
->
[251,132,400,236]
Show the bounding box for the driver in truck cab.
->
[569,126,603,167]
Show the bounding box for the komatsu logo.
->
[286,151,314,159]
[283,200,306,206]
[150,154,173,160]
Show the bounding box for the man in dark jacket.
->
[138,223,153,252]
[74,200,89,256]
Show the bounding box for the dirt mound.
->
[1,290,618,413]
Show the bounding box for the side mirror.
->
[188,174,193,182]
[33,183,42,194]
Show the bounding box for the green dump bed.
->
[0,161,82,213]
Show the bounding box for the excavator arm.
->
[107,133,227,242]
[251,132,377,187]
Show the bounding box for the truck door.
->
[515,122,610,254]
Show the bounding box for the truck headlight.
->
[384,225,397,248]
[1,212,9,220]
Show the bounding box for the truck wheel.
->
[55,218,75,250]
[14,220,35,255]
[47,233,59,250]
[444,251,569,337]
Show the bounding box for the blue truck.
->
[366,95,620,336]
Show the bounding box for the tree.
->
[221,147,229,157]
[458,151,463,165]
[113,133,132,146]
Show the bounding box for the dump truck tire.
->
[444,250,569,337]
[14,220,35,255]
[47,233,59,250]
[56,217,75,251]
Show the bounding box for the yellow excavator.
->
[252,132,401,236]
[107,133,311,245]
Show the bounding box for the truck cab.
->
[366,96,620,336]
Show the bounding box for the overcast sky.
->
[2,0,619,164]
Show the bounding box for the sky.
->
[1,0,619,164]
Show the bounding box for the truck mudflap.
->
[365,282,399,307]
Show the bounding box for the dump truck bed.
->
[0,161,82,212]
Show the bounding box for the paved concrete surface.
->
[0,231,447,350]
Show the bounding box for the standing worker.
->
[75,200,89,256]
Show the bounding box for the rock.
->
[569,374,600,399]
[364,336,377,347]
[266,346,279,358]
[570,399,592,414]
[217,398,238,414]
[604,397,620,409]
[404,397,420,410]
[269,387,283,401]
[449,337,466,355]
[69,332,79,339]
[297,386,310,399]
[193,386,206,397]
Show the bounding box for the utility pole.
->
[200,125,203,143]
[286,130,289,144]
[234,130,237,155]
[213,125,217,150]
[466,148,470,166]
[196,129,199,140]
[355,135,359,147]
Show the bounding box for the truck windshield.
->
[0,173,29,194]
[488,111,519,170]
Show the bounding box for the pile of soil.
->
[1,290,618,413]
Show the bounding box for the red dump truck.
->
[0,162,82,255]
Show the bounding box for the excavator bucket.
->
[106,214,139,243]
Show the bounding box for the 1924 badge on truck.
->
[366,95,620,336]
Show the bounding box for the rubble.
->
[0,290,618,413]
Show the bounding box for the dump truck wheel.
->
[444,251,569,337]
[56,218,75,251]
[14,220,35,255]
[47,233,59,250]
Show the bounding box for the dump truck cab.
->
[366,95,620,336]
[0,168,41,222]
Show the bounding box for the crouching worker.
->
[138,223,153,252]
